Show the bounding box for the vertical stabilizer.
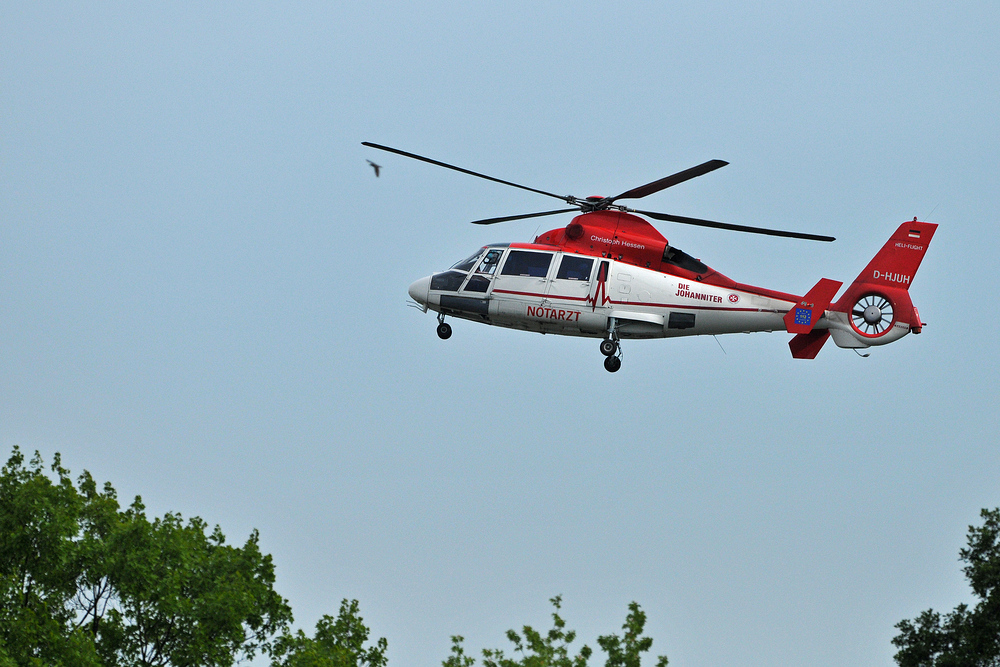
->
[839,220,937,297]
[829,219,937,349]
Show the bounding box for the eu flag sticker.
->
[794,308,812,326]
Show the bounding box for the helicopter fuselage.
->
[409,242,798,342]
[407,213,937,371]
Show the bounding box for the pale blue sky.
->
[3,3,999,666]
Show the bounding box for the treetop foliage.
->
[3,447,674,667]
[893,508,1000,667]
[596,602,668,667]
[445,596,667,667]
[0,447,387,667]
[270,598,388,667]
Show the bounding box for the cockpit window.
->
[476,249,503,275]
[500,250,553,278]
[451,248,484,272]
[430,271,467,292]
[463,275,491,292]
[556,255,594,281]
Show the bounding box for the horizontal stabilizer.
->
[789,330,831,359]
[783,278,843,334]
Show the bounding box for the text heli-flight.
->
[364,142,937,372]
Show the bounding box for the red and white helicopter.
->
[365,142,937,372]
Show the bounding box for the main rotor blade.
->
[363,142,572,203]
[634,210,836,242]
[470,209,578,225]
[611,159,729,202]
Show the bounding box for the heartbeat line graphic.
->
[586,281,612,311]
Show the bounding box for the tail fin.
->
[829,219,937,348]
[841,219,938,295]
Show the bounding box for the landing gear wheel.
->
[599,339,618,356]
[604,355,622,373]
[436,322,452,339]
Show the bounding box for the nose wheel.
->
[603,355,621,373]
[436,313,452,340]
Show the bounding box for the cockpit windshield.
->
[450,248,485,272]
[433,246,504,293]
[476,248,503,275]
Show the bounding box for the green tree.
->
[270,598,388,667]
[0,447,293,666]
[445,596,666,667]
[596,602,668,667]
[0,448,103,665]
[95,506,292,666]
[893,508,1000,666]
[443,636,476,667]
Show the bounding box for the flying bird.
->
[367,160,381,177]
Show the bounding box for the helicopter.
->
[364,142,937,372]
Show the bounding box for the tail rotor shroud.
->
[851,293,895,336]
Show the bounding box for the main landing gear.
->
[436,313,452,340]
[600,318,622,373]
[603,354,621,373]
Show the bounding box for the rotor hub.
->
[863,305,882,325]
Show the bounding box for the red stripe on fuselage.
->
[490,289,776,313]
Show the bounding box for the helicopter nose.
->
[408,276,430,304]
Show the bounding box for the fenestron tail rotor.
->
[851,294,895,336]
[362,142,834,242]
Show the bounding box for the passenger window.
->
[500,250,552,278]
[476,249,503,275]
[556,256,594,281]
